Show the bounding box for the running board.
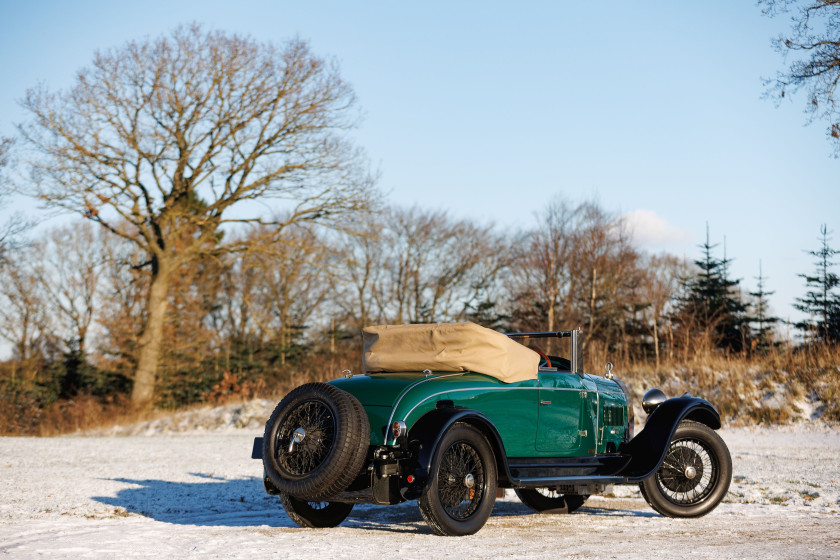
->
[512,475,626,489]
[507,455,631,480]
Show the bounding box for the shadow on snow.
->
[92,474,655,531]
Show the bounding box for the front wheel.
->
[418,424,497,536]
[279,493,354,528]
[639,420,732,518]
[514,488,588,514]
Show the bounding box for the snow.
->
[1,418,839,558]
[83,399,278,437]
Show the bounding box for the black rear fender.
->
[619,396,721,481]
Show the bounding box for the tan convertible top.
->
[362,322,539,383]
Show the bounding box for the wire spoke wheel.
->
[657,439,715,505]
[275,400,336,477]
[418,424,497,536]
[437,441,486,520]
[639,420,732,518]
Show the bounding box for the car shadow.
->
[93,475,655,530]
[573,504,659,518]
[92,474,430,531]
[492,497,658,519]
[93,475,297,528]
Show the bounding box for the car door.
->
[535,369,597,456]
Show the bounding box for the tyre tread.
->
[417,423,498,536]
[638,420,732,518]
[263,382,369,501]
[279,492,354,528]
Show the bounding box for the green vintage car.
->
[252,322,732,536]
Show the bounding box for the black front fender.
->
[402,408,508,499]
[619,396,721,481]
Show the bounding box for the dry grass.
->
[618,344,840,425]
[1,345,837,436]
[0,395,174,437]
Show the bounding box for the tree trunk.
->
[547,290,556,355]
[588,266,597,334]
[667,318,674,361]
[131,259,172,407]
[652,317,660,371]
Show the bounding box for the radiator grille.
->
[603,406,625,426]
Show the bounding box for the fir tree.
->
[672,225,750,352]
[793,225,840,343]
[748,260,779,350]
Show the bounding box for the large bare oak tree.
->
[18,25,375,406]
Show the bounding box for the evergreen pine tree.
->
[673,225,750,352]
[748,260,779,350]
[793,224,840,343]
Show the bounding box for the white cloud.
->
[623,209,692,249]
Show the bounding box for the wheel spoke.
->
[275,400,336,477]
[437,441,485,520]
[656,437,719,505]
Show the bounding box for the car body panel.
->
[330,369,632,458]
[334,372,539,454]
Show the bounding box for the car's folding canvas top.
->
[362,322,539,383]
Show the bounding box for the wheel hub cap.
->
[464,473,475,489]
[684,466,697,480]
[288,427,306,452]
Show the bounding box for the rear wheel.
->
[418,424,497,536]
[639,420,732,518]
[279,493,354,528]
[514,488,588,514]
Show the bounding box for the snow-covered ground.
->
[1,416,838,559]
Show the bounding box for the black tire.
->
[279,492,354,528]
[418,424,497,536]
[263,382,369,501]
[639,420,732,518]
[514,488,588,514]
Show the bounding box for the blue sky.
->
[0,0,838,331]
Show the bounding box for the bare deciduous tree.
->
[19,25,375,405]
[0,137,29,262]
[96,232,148,374]
[240,225,333,364]
[95,223,225,398]
[30,222,104,359]
[508,198,645,361]
[760,0,840,152]
[638,253,684,369]
[0,256,53,382]
[378,207,508,324]
[507,198,580,344]
[329,216,386,331]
